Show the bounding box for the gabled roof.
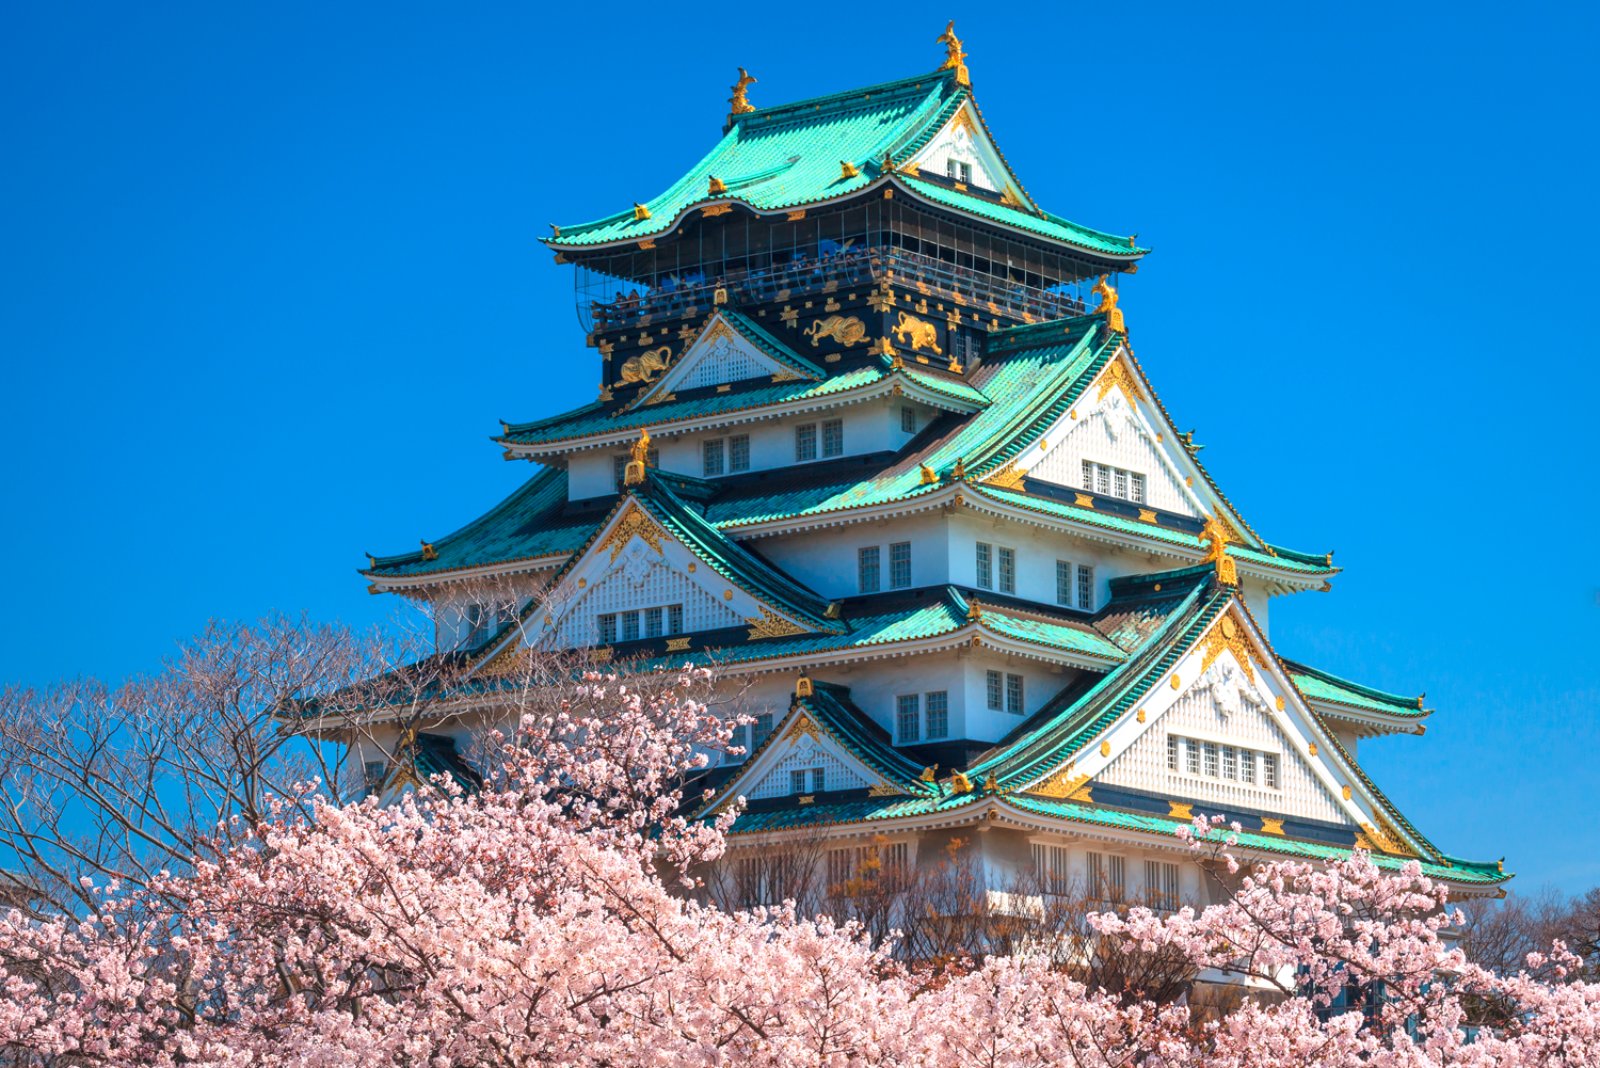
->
[630,309,828,408]
[1285,660,1430,722]
[542,68,1146,262]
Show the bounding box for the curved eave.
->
[542,173,1148,265]
[1309,699,1430,738]
[363,553,569,592]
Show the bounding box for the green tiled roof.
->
[1286,660,1429,720]
[543,69,1143,260]
[364,467,596,579]
[717,309,828,381]
[794,682,937,796]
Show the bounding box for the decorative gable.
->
[635,312,820,405]
[720,707,902,808]
[906,104,1029,205]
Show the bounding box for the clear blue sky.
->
[2,4,1595,892]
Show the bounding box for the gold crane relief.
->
[617,346,673,385]
[891,311,941,355]
[803,315,868,348]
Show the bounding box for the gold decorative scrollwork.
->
[1095,353,1145,408]
[745,607,808,641]
[1030,763,1091,800]
[803,315,868,348]
[1200,606,1266,682]
[599,500,666,561]
[783,712,821,742]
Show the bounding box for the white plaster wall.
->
[982,828,1207,905]
[1027,392,1196,516]
[755,512,951,599]
[960,649,1080,741]
[1240,579,1271,636]
[824,652,970,740]
[946,512,1130,611]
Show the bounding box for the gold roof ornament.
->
[937,21,971,87]
[1199,515,1238,586]
[419,540,439,561]
[728,67,756,115]
[966,600,983,622]
[633,203,652,221]
[839,160,860,180]
[623,428,652,486]
[881,151,897,174]
[952,457,967,480]
[1091,274,1126,334]
[795,673,814,698]
[549,223,561,237]
[950,770,973,794]
[919,764,939,783]
[983,770,999,793]
[707,175,728,196]
[365,552,378,569]
[919,462,938,485]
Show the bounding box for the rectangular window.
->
[1082,460,1148,503]
[975,542,993,589]
[925,691,948,740]
[1222,745,1238,780]
[1185,738,1200,775]
[858,546,881,593]
[1005,673,1024,715]
[1081,459,1094,491]
[795,423,817,462]
[901,406,917,433]
[1263,753,1280,790]
[702,438,726,477]
[1095,463,1111,495]
[1240,748,1256,785]
[1130,473,1146,504]
[644,606,663,638]
[896,694,921,743]
[1056,560,1073,606]
[812,767,825,793]
[997,547,1015,594]
[822,418,844,457]
[889,541,912,589]
[1077,564,1095,611]
[597,613,617,645]
[986,670,1004,711]
[621,610,640,642]
[1113,468,1128,499]
[791,769,809,795]
[729,434,750,472]
[1088,851,1125,904]
[667,604,684,635]
[1203,742,1220,777]
[1167,735,1179,771]
[1146,860,1180,912]
[1033,842,1071,893]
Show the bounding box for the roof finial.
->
[624,428,652,486]
[937,21,970,87]
[729,67,757,116]
[633,203,652,222]
[1200,515,1238,587]
[1091,274,1126,334]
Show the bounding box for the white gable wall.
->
[1028,391,1198,517]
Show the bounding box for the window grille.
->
[975,542,993,589]
[997,547,1015,594]
[896,694,921,743]
[1082,460,1147,504]
[790,769,808,795]
[986,670,1004,711]
[729,434,750,472]
[1203,742,1219,777]
[702,438,725,476]
[1263,753,1280,789]
[858,546,881,593]
[1146,860,1180,911]
[1240,749,1257,785]
[1167,735,1179,771]
[1033,843,1071,894]
[795,423,817,461]
[644,606,663,638]
[1087,851,1125,904]
[597,613,618,644]
[889,541,911,588]
[667,604,684,634]
[1222,745,1238,780]
[1056,560,1073,605]
[751,712,773,750]
[901,406,917,433]
[1081,459,1093,490]
[621,610,640,641]
[1113,468,1128,499]
[1130,473,1146,504]
[821,418,844,457]
[1005,673,1024,715]
[1186,738,1200,774]
[1077,564,1094,610]
[925,691,948,739]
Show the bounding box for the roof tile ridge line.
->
[969,580,1219,781]
[964,330,1109,479]
[1283,658,1429,712]
[1117,341,1270,552]
[882,89,968,168]
[734,68,953,126]
[722,308,829,379]
[644,478,839,630]
[805,685,938,788]
[367,466,565,571]
[1231,594,1444,863]
[502,400,607,437]
[986,310,1104,347]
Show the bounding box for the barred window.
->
[1130,472,1146,504]
[1240,748,1257,785]
[702,438,726,477]
[897,694,921,743]
[1146,860,1180,912]
[858,546,881,593]
[1081,461,1147,503]
[790,769,808,795]
[1263,753,1280,789]
[1033,842,1071,894]
[729,434,750,472]
[889,541,912,589]
[997,547,1015,594]
[1167,735,1179,771]
[666,604,684,634]
[901,406,917,433]
[1185,738,1200,774]
[986,670,1004,711]
[597,613,617,644]
[1005,673,1024,715]
[822,418,844,457]
[751,712,774,751]
[1222,745,1238,780]
[1077,564,1095,610]
[644,606,663,638]
[621,610,640,642]
[1088,851,1125,904]
[795,423,817,461]
[1056,560,1074,606]
[1203,742,1219,777]
[925,691,949,739]
[975,542,993,589]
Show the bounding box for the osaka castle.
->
[357,26,1508,906]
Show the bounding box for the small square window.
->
[897,694,920,743]
[858,546,881,593]
[702,438,726,477]
[889,541,911,589]
[822,418,844,457]
[795,423,818,462]
[986,670,1003,711]
[729,434,750,472]
[925,691,948,739]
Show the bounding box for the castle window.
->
[621,610,640,641]
[897,694,921,743]
[1146,860,1180,912]
[889,541,912,588]
[997,547,1015,594]
[1056,560,1073,606]
[1203,742,1219,778]
[795,423,818,461]
[788,767,825,794]
[925,690,949,739]
[1185,738,1200,774]
[729,434,750,472]
[1167,735,1179,771]
[822,418,844,457]
[752,712,773,750]
[667,604,684,635]
[644,607,663,638]
[1032,842,1071,894]
[1263,753,1280,789]
[1222,745,1238,779]
[1081,460,1146,504]
[946,158,973,184]
[597,613,618,645]
[901,406,917,433]
[858,546,881,593]
[1087,851,1126,905]
[1076,564,1095,611]
[976,542,993,589]
[1172,735,1280,790]
[702,438,726,476]
[986,670,1004,711]
[1005,673,1024,715]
